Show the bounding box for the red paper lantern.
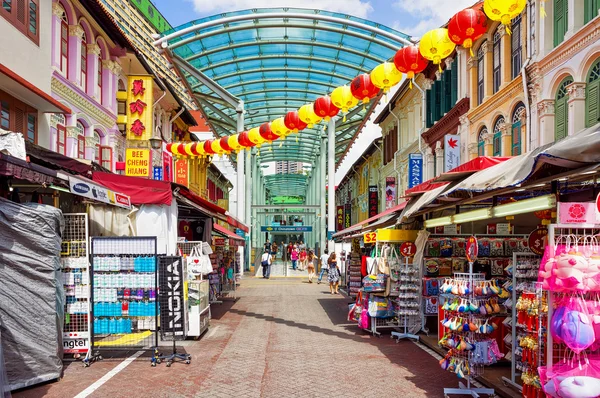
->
[350,74,380,104]
[238,131,256,148]
[259,122,280,141]
[190,142,201,156]
[313,96,340,121]
[393,46,429,82]
[219,137,233,152]
[284,111,308,132]
[177,143,188,156]
[448,8,488,56]
[166,143,173,153]
[203,140,216,155]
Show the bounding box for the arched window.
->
[96,41,103,103]
[511,103,526,155]
[93,130,101,162]
[584,0,598,24]
[554,0,568,47]
[493,116,505,156]
[80,30,87,92]
[511,13,523,79]
[586,58,600,127]
[59,6,68,76]
[555,76,573,141]
[493,28,502,93]
[76,121,85,159]
[477,42,486,105]
[478,127,488,156]
[118,79,126,91]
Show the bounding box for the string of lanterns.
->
[167,0,525,159]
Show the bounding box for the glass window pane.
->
[1,101,9,130]
[27,114,35,143]
[29,1,36,35]
[2,0,11,12]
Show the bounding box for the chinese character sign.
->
[153,166,163,180]
[125,149,150,177]
[385,177,396,209]
[344,203,351,228]
[162,150,173,182]
[444,134,461,172]
[175,159,189,187]
[336,206,344,231]
[408,153,423,188]
[368,186,378,218]
[126,76,153,141]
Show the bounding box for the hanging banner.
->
[385,177,396,209]
[559,202,600,224]
[444,134,461,172]
[344,203,351,229]
[158,256,186,337]
[153,166,163,181]
[336,206,344,231]
[68,176,131,209]
[368,186,378,218]
[125,148,151,177]
[174,158,189,187]
[126,76,154,141]
[408,153,423,188]
[162,147,173,182]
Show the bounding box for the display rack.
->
[502,252,544,391]
[61,213,90,361]
[391,254,421,342]
[87,237,158,366]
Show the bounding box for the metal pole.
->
[245,147,252,272]
[320,135,327,255]
[236,107,245,223]
[327,119,335,253]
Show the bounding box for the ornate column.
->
[499,119,511,156]
[482,40,493,101]
[412,97,422,141]
[101,59,117,108]
[435,141,444,178]
[87,43,101,97]
[51,2,63,70]
[498,25,512,89]
[85,133,100,162]
[537,100,556,146]
[459,114,471,161]
[528,68,543,150]
[66,126,79,159]
[425,145,435,181]
[483,130,493,156]
[468,143,479,160]
[68,25,85,84]
[566,82,586,136]
[467,56,478,108]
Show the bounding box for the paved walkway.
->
[14,277,459,398]
[256,260,320,278]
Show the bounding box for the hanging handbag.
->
[368,296,395,318]
[377,256,390,275]
[362,274,387,292]
[348,291,363,322]
[366,257,377,275]
[187,245,204,275]
[373,276,391,297]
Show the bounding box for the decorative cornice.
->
[112,62,123,76]
[422,78,434,90]
[52,2,64,17]
[496,24,507,37]
[445,57,454,69]
[482,131,493,145]
[537,99,555,116]
[423,97,470,147]
[480,41,491,54]
[566,82,586,100]
[468,143,478,154]
[85,136,99,147]
[538,22,600,76]
[435,70,442,81]
[459,114,470,127]
[467,56,477,69]
[87,43,101,56]
[69,25,85,39]
[66,126,79,139]
[467,78,523,123]
[51,75,116,129]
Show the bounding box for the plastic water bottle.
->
[99,318,109,334]
[108,318,117,334]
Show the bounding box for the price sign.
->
[466,236,478,263]
[363,231,377,244]
[528,227,548,256]
[399,242,417,257]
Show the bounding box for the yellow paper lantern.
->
[331,86,359,121]
[483,0,527,33]
[298,104,322,128]
[271,117,291,147]
[170,143,180,156]
[210,139,226,155]
[195,142,206,156]
[369,63,402,94]
[184,143,196,157]
[248,127,266,147]
[419,28,456,71]
[228,134,243,153]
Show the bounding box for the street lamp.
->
[149,137,162,150]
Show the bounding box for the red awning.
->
[404,180,449,196]
[92,172,172,205]
[213,223,245,243]
[332,201,407,238]
[175,187,226,216]
[435,156,510,182]
[226,215,249,233]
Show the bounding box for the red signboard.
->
[336,206,344,231]
[162,150,173,182]
[175,159,189,187]
[368,186,378,218]
[399,242,417,258]
[213,237,226,246]
[115,193,131,207]
[466,236,478,263]
[528,228,548,256]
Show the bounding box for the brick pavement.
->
[14,277,459,398]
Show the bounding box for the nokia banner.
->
[159,256,186,338]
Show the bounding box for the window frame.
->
[60,11,69,76]
[511,104,525,156]
[26,113,36,144]
[80,31,87,92]
[477,42,486,105]
[0,0,39,44]
[99,145,112,171]
[554,0,568,47]
[77,134,85,158]
[555,76,573,141]
[478,127,487,156]
[0,99,10,130]
[586,58,600,127]
[97,53,103,103]
[493,29,502,93]
[511,14,523,80]
[493,117,505,156]
[56,124,66,155]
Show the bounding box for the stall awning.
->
[213,223,245,243]
[435,156,510,182]
[404,180,449,196]
[25,142,108,176]
[63,173,131,209]
[0,152,62,186]
[0,63,71,114]
[333,201,407,239]
[226,215,249,233]
[92,172,172,205]
[175,187,226,221]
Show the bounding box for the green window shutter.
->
[554,0,567,47]
[440,73,447,116]
[555,100,567,140]
[511,122,521,155]
[444,69,452,114]
[426,90,433,128]
[451,67,458,107]
[585,0,599,24]
[434,80,442,122]
[587,80,599,127]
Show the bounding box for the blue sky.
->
[151,0,477,38]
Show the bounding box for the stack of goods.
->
[92,255,157,335]
[347,252,362,298]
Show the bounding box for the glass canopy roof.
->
[160,8,411,200]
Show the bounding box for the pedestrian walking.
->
[327,253,341,294]
[299,248,307,271]
[261,249,273,279]
[317,249,329,284]
[287,242,292,262]
[290,245,299,270]
[271,242,278,260]
[307,250,316,283]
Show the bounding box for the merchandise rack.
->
[61,213,90,361]
[87,237,158,367]
[391,254,421,342]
